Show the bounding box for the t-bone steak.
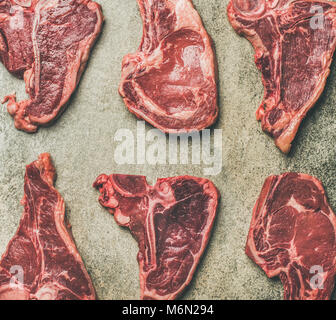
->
[93,174,219,300]
[119,0,218,133]
[0,153,96,300]
[227,0,336,153]
[0,0,103,132]
[246,173,336,300]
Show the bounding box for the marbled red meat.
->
[119,0,218,133]
[228,0,336,153]
[0,153,96,300]
[0,0,103,132]
[93,174,219,300]
[246,173,336,300]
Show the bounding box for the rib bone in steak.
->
[0,0,103,132]
[93,174,219,300]
[227,0,336,153]
[119,0,218,133]
[0,153,96,300]
[246,173,336,300]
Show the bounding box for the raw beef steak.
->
[227,0,336,153]
[93,174,219,300]
[246,173,336,300]
[119,0,218,133]
[0,0,103,132]
[0,154,95,300]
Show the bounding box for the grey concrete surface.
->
[0,0,336,300]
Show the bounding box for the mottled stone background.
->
[0,0,335,300]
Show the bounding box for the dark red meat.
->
[93,174,219,300]
[119,0,218,133]
[0,0,103,132]
[227,0,336,153]
[246,173,336,300]
[0,153,96,300]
